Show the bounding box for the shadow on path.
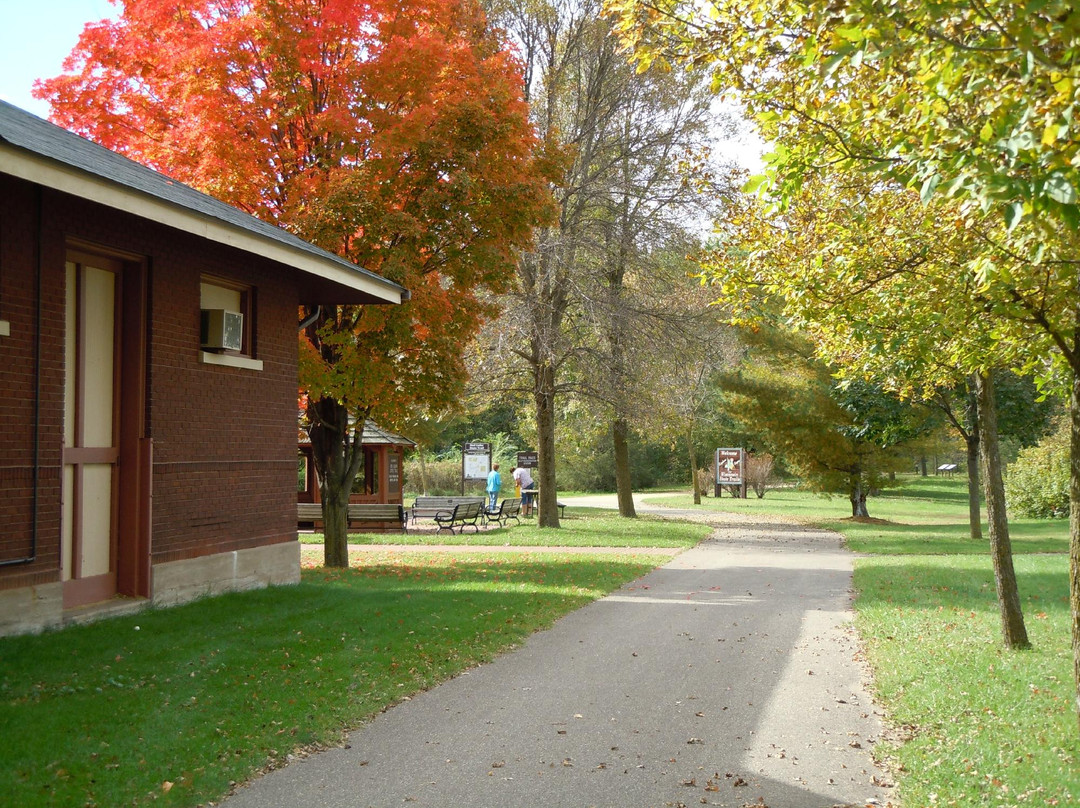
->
[224,501,895,808]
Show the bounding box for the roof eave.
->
[0,142,404,305]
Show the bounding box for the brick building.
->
[0,102,405,636]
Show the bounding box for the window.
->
[199,276,262,371]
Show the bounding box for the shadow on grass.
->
[0,555,658,808]
[833,517,1069,556]
[855,554,1069,613]
[874,477,974,503]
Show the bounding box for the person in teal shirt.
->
[486,463,501,510]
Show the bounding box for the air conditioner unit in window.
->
[201,309,244,352]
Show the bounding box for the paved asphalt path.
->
[222,496,894,808]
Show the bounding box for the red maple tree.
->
[39,0,554,564]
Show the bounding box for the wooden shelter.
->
[298,421,415,507]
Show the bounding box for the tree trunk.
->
[964,431,983,541]
[920,455,928,477]
[535,360,560,528]
[849,483,869,517]
[688,428,701,505]
[612,417,636,517]
[1069,359,1080,731]
[419,449,428,496]
[320,486,350,568]
[974,371,1030,650]
[307,396,364,568]
[849,469,869,517]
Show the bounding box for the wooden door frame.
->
[116,257,150,599]
[63,245,150,606]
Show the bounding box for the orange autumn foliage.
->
[39,0,555,427]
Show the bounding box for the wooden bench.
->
[484,498,521,527]
[410,496,485,524]
[349,503,407,533]
[297,502,407,533]
[434,501,484,534]
[298,503,324,525]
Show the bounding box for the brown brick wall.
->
[0,178,65,590]
[138,211,298,564]
[0,176,300,592]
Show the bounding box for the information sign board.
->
[516,451,538,469]
[715,448,744,485]
[387,452,400,491]
[463,442,492,481]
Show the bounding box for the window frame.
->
[199,275,262,371]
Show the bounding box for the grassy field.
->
[651,476,1068,553]
[299,510,707,549]
[658,475,1078,806]
[856,553,1075,807]
[0,540,674,807]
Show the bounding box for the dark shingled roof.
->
[299,420,416,447]
[0,100,405,304]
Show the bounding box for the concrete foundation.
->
[0,582,64,636]
[152,541,301,608]
[0,541,300,637]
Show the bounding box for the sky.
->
[0,0,118,117]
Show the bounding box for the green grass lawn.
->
[856,553,1076,807]
[651,476,1069,554]
[299,510,709,549]
[656,474,1078,806]
[0,548,670,808]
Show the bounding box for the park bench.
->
[410,496,485,524]
[348,503,407,533]
[484,498,521,528]
[297,502,407,533]
[434,501,484,534]
[297,503,323,525]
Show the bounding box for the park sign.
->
[715,448,744,485]
[517,451,538,469]
[462,441,492,482]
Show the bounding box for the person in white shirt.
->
[512,465,535,517]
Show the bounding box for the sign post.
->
[462,442,492,495]
[714,447,746,498]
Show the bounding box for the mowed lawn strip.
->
[0,547,676,808]
[856,553,1076,806]
[299,510,707,549]
[655,476,1078,804]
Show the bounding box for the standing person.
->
[486,463,501,511]
[513,464,535,517]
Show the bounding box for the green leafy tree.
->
[703,167,1035,649]
[606,0,1080,716]
[718,328,928,517]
